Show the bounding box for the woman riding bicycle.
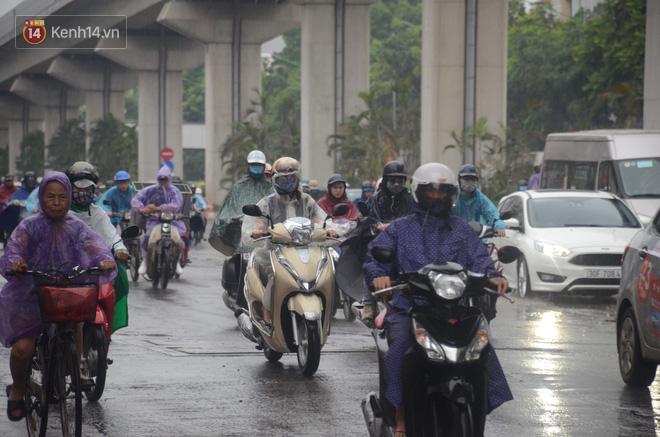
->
[0,171,116,422]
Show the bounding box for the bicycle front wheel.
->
[57,334,82,437]
[25,335,50,437]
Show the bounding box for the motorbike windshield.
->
[284,217,314,246]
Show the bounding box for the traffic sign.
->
[160,147,174,161]
[162,160,174,171]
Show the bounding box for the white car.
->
[495,190,642,297]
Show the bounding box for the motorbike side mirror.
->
[498,246,521,264]
[242,204,263,217]
[499,211,514,221]
[332,203,349,217]
[103,199,112,206]
[120,225,140,239]
[371,245,396,264]
[357,201,369,217]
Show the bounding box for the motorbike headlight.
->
[123,211,132,220]
[412,317,445,362]
[290,227,313,246]
[161,211,175,221]
[426,271,467,300]
[465,318,490,361]
[534,240,571,257]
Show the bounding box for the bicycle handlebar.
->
[5,266,111,279]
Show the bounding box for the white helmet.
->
[411,163,458,203]
[247,150,267,165]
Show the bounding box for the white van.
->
[540,130,660,224]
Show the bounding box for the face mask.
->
[276,177,299,193]
[386,181,405,195]
[461,180,478,194]
[249,165,264,175]
[72,190,94,207]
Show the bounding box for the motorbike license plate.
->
[586,269,621,279]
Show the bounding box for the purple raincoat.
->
[363,205,513,411]
[130,166,186,255]
[0,172,116,347]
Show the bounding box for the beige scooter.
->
[242,203,349,376]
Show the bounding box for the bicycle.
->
[6,266,108,437]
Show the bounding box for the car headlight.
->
[290,227,313,246]
[534,240,571,257]
[426,271,467,300]
[465,318,490,361]
[412,317,445,362]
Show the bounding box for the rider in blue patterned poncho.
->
[363,163,513,435]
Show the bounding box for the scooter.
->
[240,203,349,376]
[353,227,521,437]
[190,207,206,247]
[143,211,185,290]
[81,225,140,402]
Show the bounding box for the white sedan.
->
[495,190,642,297]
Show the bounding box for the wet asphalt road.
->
[0,242,659,436]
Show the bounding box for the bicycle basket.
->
[36,285,99,323]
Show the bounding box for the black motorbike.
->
[353,238,520,437]
[334,202,384,321]
[190,208,206,247]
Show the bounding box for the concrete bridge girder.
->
[95,34,204,180]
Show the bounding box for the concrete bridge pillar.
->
[49,56,138,159]
[644,0,660,129]
[9,76,84,168]
[158,1,300,204]
[96,34,203,180]
[0,96,44,175]
[298,0,374,187]
[421,0,508,172]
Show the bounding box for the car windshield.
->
[616,158,660,197]
[528,197,640,228]
[346,189,363,201]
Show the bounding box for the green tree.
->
[183,149,205,181]
[124,89,138,122]
[219,90,299,188]
[16,130,45,175]
[574,0,646,128]
[183,64,205,123]
[88,114,137,181]
[47,120,86,172]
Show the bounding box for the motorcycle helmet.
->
[361,180,375,192]
[382,161,407,179]
[66,162,99,189]
[272,157,301,195]
[247,150,267,165]
[458,164,479,181]
[23,171,37,189]
[114,170,130,181]
[327,174,346,188]
[411,163,458,214]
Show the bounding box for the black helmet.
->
[327,174,346,187]
[458,164,479,180]
[23,171,37,189]
[66,161,100,188]
[382,161,407,179]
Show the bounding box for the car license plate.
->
[586,269,621,279]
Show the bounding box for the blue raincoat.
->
[101,184,134,225]
[363,204,513,411]
[451,188,505,231]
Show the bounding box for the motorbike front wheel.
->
[297,318,321,376]
[161,247,171,290]
[82,325,107,402]
[129,243,140,283]
[342,292,356,322]
[263,343,283,363]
